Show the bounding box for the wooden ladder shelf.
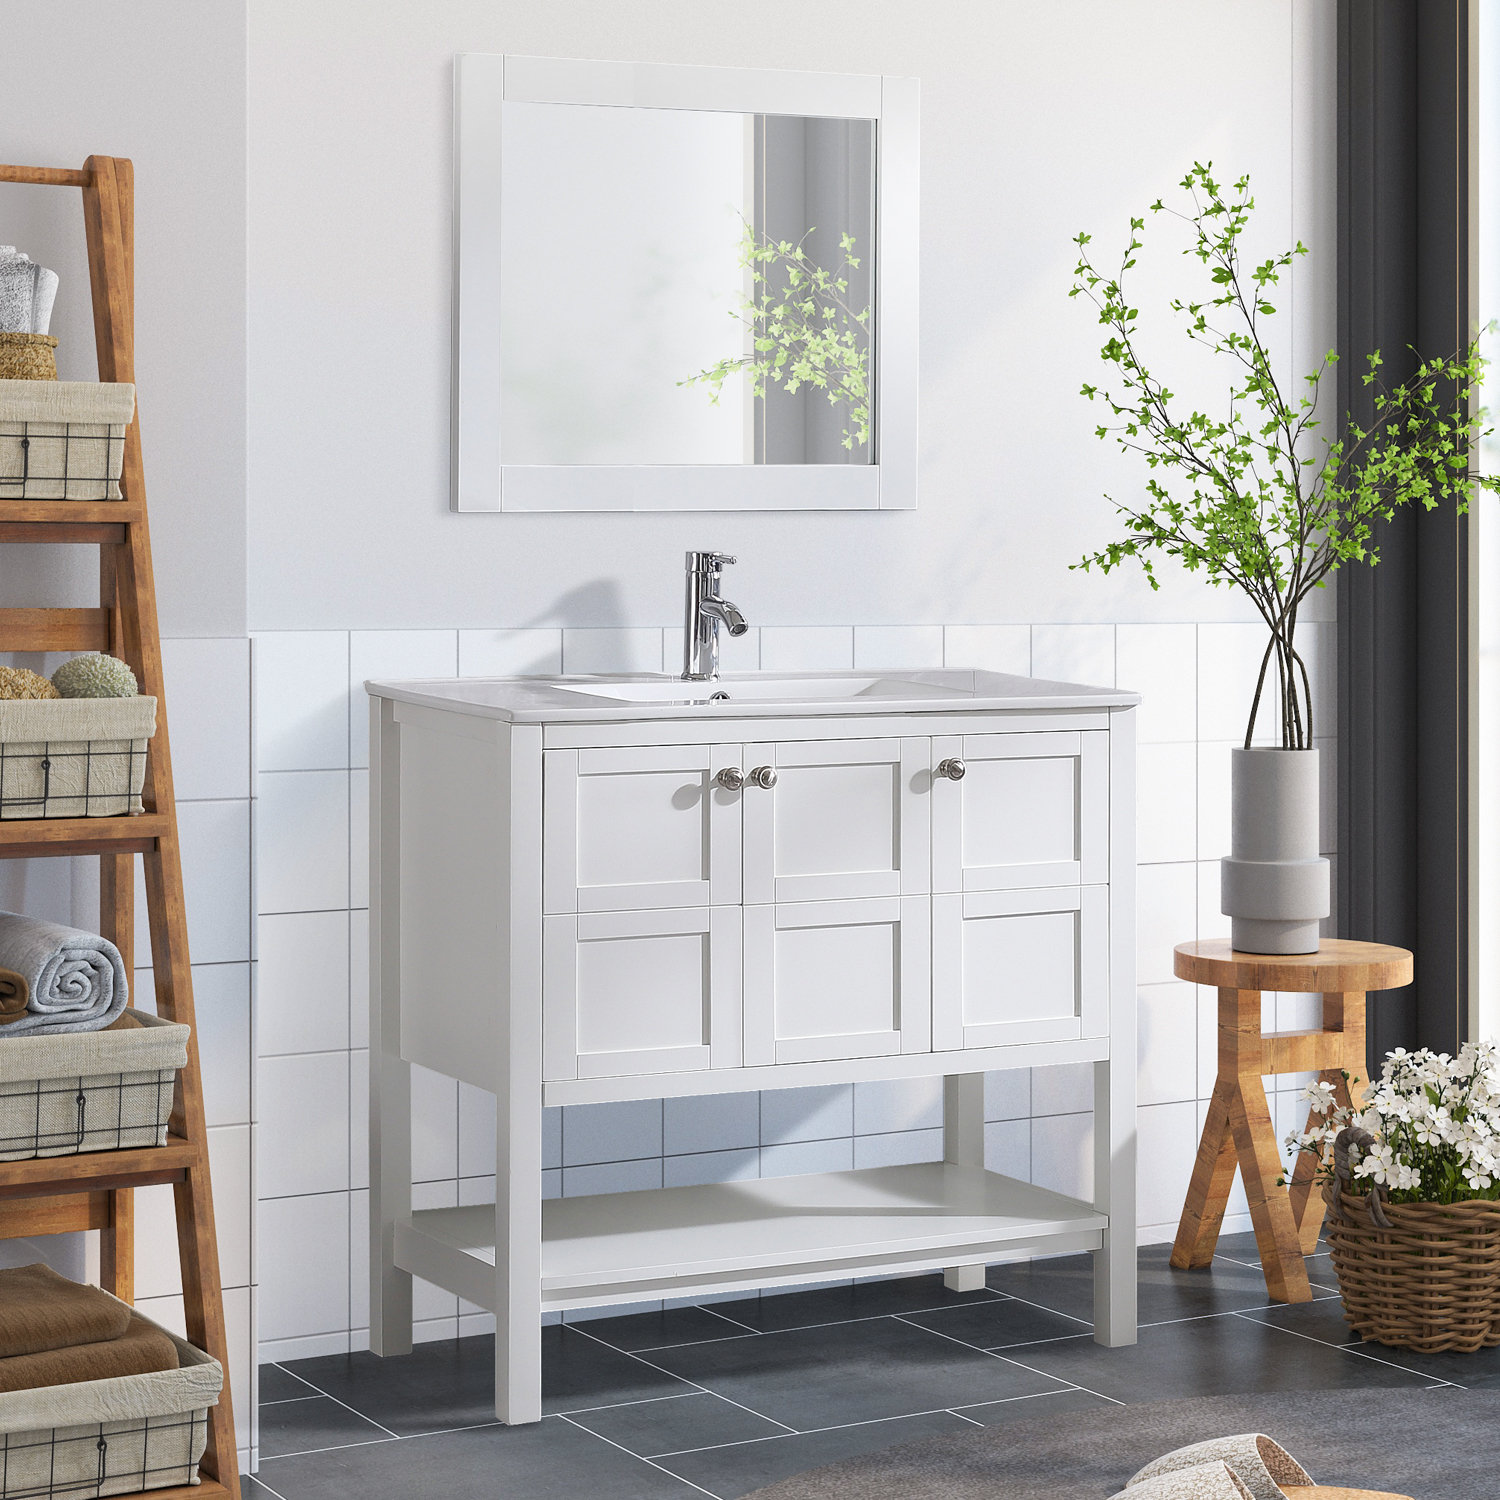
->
[0,157,239,1500]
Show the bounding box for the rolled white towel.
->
[0,912,127,1035]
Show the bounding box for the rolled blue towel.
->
[0,913,127,1034]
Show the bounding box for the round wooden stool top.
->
[1173,938,1413,993]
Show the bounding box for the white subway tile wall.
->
[126,637,256,1471]
[249,621,1337,1361]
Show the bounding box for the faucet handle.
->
[688,550,736,571]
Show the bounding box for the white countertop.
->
[364,669,1139,725]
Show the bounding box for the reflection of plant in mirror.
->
[681,222,872,450]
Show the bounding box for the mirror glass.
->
[498,103,876,467]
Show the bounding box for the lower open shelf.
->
[395,1163,1106,1313]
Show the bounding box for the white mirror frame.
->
[452,54,919,513]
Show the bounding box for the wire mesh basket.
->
[0,380,135,502]
[0,1301,221,1499]
[0,699,155,820]
[0,1011,187,1162]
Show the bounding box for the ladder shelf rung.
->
[0,814,168,859]
[0,606,112,652]
[0,1137,197,1201]
[0,501,141,525]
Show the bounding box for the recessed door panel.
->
[932,886,1107,1050]
[932,730,1107,893]
[743,737,929,904]
[744,896,930,1065]
[545,744,741,912]
[544,906,742,1079]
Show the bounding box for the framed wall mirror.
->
[452,55,918,512]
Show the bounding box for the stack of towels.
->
[0,912,130,1036]
[0,1265,177,1392]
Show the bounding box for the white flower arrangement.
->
[1289,1041,1500,1204]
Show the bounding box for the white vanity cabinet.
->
[367,670,1138,1426]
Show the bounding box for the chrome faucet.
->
[682,550,748,680]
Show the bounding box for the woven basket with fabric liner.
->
[0,378,135,499]
[1324,1125,1500,1353]
[0,697,156,819]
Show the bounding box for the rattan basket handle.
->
[1333,1125,1392,1228]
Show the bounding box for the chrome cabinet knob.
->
[935,757,967,781]
[748,765,778,789]
[715,767,746,790]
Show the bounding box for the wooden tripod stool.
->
[1170,940,1413,1303]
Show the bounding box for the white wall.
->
[4,1,247,640]
[245,0,1340,1362]
[247,0,1335,635]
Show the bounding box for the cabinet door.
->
[932,887,1107,1049]
[931,730,1107,893]
[544,744,742,914]
[543,907,743,1079]
[742,737,929,905]
[744,896,930,1065]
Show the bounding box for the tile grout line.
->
[568,1323,798,1435]
[1226,1309,1470,1386]
[555,1413,725,1499]
[896,1316,1125,1408]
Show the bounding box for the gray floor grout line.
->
[256,1395,327,1408]
[949,1408,986,1427]
[696,1304,770,1337]
[978,1289,1094,1329]
[608,1295,1008,1347]
[267,1362,328,1398]
[649,1402,1008,1460]
[889,1312,1124,1407]
[568,1322,798,1435]
[556,1412,725,1499]
[616,1330,763,1355]
[276,1383,404,1442]
[559,1390,702,1418]
[242,1473,292,1500]
[1225,1309,1468,1384]
[258,1434,401,1462]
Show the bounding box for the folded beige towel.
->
[0,1311,179,1392]
[0,969,26,1021]
[0,1264,131,1358]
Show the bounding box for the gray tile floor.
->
[244,1234,1496,1500]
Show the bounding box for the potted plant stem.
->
[1071,163,1499,953]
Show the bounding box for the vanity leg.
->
[942,1073,987,1292]
[1092,1052,1138,1346]
[369,697,412,1356]
[495,723,545,1425]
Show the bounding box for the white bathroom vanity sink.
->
[365,666,1140,1425]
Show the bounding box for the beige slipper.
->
[1123,1434,1412,1500]
[1120,1461,1256,1499]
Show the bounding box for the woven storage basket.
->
[0,697,156,819]
[0,1297,221,1499]
[0,334,58,381]
[0,378,134,500]
[0,1010,187,1162]
[1324,1163,1500,1354]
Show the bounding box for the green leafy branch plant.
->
[682,221,872,451]
[1071,162,1499,749]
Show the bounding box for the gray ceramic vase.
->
[1220,747,1329,954]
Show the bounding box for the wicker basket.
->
[1324,1129,1500,1353]
[0,697,156,819]
[0,333,58,381]
[0,1010,188,1162]
[0,1298,221,1498]
[0,379,135,499]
